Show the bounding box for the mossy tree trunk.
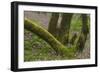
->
[76,14,89,51]
[48,13,59,37]
[69,14,81,45]
[81,14,89,35]
[59,13,73,44]
[24,18,74,57]
[70,33,77,45]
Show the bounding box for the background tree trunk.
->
[48,13,59,37]
[76,14,89,51]
[59,13,73,44]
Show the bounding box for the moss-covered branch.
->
[24,18,74,57]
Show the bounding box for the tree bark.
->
[70,33,77,45]
[24,18,74,57]
[48,13,59,37]
[59,13,73,44]
[76,14,89,51]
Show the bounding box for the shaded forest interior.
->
[24,11,90,61]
